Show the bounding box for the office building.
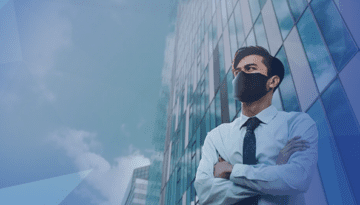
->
[122,165,150,205]
[160,0,360,204]
[145,86,170,205]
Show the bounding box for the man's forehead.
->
[236,55,263,67]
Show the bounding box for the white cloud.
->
[144,149,164,162]
[48,128,151,204]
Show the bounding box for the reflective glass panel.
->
[208,23,213,57]
[248,0,261,24]
[254,14,269,52]
[206,109,210,133]
[228,14,238,58]
[287,0,307,21]
[271,0,294,39]
[307,99,356,205]
[212,18,218,53]
[297,7,336,93]
[215,90,222,125]
[218,36,226,83]
[272,89,283,111]
[276,46,300,112]
[259,0,267,9]
[210,99,216,129]
[225,0,234,19]
[246,28,256,46]
[233,2,245,47]
[321,78,360,203]
[212,0,216,16]
[311,0,358,72]
[220,0,228,28]
[226,70,236,121]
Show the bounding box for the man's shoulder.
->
[277,110,314,123]
[206,122,234,140]
[279,110,316,132]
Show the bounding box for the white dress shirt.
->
[194,104,318,205]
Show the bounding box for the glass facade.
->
[122,165,150,205]
[160,0,360,204]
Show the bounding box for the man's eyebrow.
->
[235,63,258,69]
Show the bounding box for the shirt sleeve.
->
[229,113,319,196]
[194,130,261,205]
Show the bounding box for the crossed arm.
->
[194,135,262,205]
[194,116,318,204]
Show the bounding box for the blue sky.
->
[0,0,174,204]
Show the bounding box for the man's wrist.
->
[226,164,234,180]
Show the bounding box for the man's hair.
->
[233,46,285,93]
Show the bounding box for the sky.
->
[0,0,175,204]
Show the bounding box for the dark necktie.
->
[233,117,261,205]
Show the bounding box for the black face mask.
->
[232,71,271,103]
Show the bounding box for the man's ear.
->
[268,75,280,91]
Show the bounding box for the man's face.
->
[232,54,268,78]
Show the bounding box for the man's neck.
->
[241,93,272,117]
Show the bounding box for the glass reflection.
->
[307,99,355,205]
[225,0,234,19]
[254,14,269,52]
[297,7,336,93]
[287,0,307,21]
[259,0,267,9]
[272,89,283,111]
[321,78,360,204]
[311,0,358,72]
[215,90,221,125]
[220,0,228,28]
[271,0,294,39]
[246,28,256,46]
[276,46,300,112]
[228,14,238,58]
[218,36,226,83]
[248,0,261,24]
[233,2,245,48]
[226,70,236,121]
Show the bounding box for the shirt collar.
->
[237,104,278,129]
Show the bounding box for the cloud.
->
[144,149,164,162]
[48,128,151,204]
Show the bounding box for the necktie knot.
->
[246,117,261,132]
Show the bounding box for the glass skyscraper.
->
[122,165,150,205]
[160,0,360,204]
[145,86,170,205]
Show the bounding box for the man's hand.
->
[214,157,233,179]
[276,136,310,165]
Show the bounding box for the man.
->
[194,46,318,205]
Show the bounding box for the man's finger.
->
[287,136,301,144]
[289,136,303,146]
[292,140,310,148]
[288,147,307,156]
